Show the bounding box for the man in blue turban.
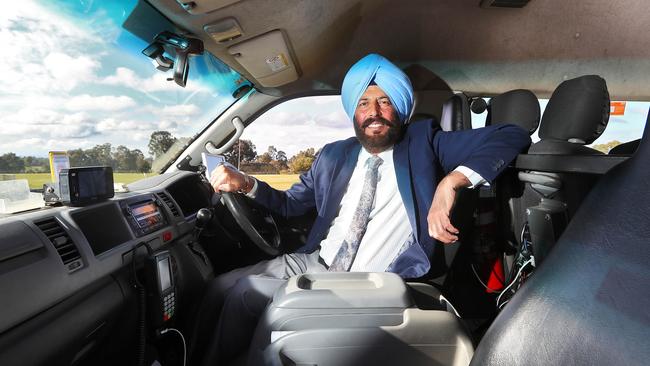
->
[202,54,531,363]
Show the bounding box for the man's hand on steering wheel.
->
[208,164,281,256]
[209,164,254,194]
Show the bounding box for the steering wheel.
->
[220,192,282,256]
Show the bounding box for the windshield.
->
[0,0,249,189]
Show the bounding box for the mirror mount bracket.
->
[142,31,204,87]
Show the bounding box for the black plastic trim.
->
[513,154,628,175]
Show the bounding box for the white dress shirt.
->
[319,147,413,272]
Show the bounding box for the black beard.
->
[353,117,402,154]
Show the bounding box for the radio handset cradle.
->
[144,250,177,329]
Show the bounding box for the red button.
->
[162,231,172,242]
[163,314,169,321]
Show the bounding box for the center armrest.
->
[272,272,414,309]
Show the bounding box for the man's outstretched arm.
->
[428,124,531,243]
[427,171,470,244]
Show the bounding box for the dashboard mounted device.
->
[59,166,114,206]
[121,195,168,237]
[144,250,177,327]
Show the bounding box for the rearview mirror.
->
[142,31,204,87]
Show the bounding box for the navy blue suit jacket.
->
[253,120,531,278]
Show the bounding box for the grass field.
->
[251,174,300,190]
[8,173,300,191]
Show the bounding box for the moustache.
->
[361,117,396,129]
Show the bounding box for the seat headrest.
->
[486,89,540,135]
[440,93,471,131]
[539,75,610,144]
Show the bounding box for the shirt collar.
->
[359,146,394,166]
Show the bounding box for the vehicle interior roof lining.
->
[149,0,650,99]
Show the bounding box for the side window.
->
[591,101,649,152]
[470,98,490,129]
[232,96,351,189]
[471,98,648,153]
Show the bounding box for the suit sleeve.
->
[252,146,325,218]
[432,124,531,183]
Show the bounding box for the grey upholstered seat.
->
[470,110,650,366]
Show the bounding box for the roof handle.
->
[205,116,244,154]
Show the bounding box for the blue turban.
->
[341,53,414,124]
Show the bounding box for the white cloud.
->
[0,2,102,94]
[43,52,100,90]
[97,118,157,132]
[312,95,341,105]
[51,124,98,139]
[1,108,62,126]
[65,94,136,111]
[43,138,96,152]
[159,104,201,116]
[240,95,353,157]
[258,109,350,129]
[159,120,179,130]
[102,67,206,93]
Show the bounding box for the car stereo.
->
[59,166,114,206]
[122,197,167,237]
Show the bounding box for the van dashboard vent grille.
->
[34,218,83,273]
[158,192,181,218]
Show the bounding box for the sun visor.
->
[228,30,299,87]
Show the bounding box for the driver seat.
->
[470,110,650,365]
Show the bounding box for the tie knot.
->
[367,155,383,170]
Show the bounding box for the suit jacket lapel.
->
[323,142,361,221]
[393,133,418,241]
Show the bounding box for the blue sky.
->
[1,0,647,161]
[0,0,236,158]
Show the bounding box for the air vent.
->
[34,218,83,273]
[480,0,531,8]
[158,192,181,218]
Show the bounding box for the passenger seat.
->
[484,89,540,255]
[439,93,472,131]
[485,89,540,134]
[436,93,474,281]
[470,109,650,366]
[518,75,610,264]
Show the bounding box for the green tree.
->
[267,145,278,160]
[275,150,287,163]
[0,153,25,173]
[133,149,151,173]
[68,149,93,167]
[256,152,272,163]
[88,143,114,168]
[148,131,178,158]
[288,148,316,174]
[22,156,49,173]
[113,145,137,171]
[592,140,622,153]
[222,139,257,168]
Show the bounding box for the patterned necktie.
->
[329,155,383,271]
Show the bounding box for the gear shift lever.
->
[190,208,213,265]
[196,208,213,232]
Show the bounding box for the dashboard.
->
[0,171,215,365]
